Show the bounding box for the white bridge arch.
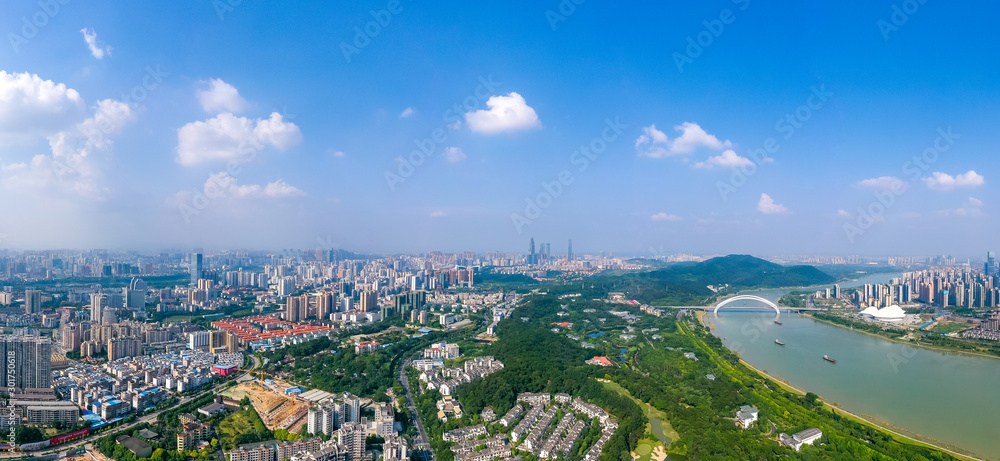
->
[713,295,780,317]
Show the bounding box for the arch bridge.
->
[713,295,780,317]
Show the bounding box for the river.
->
[706,272,1000,460]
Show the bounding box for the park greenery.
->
[453,287,961,460]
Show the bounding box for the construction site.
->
[220,373,309,433]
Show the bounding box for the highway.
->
[398,357,434,461]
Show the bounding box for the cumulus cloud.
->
[465,92,541,134]
[430,211,446,218]
[636,122,732,158]
[197,79,249,114]
[399,107,414,118]
[651,212,682,221]
[922,170,984,191]
[939,197,983,217]
[444,147,466,163]
[176,112,302,166]
[693,149,752,169]
[857,176,909,191]
[80,28,111,59]
[200,171,305,199]
[837,209,850,218]
[328,149,346,158]
[757,193,789,214]
[2,99,136,199]
[0,71,85,137]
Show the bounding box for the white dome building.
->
[860,305,905,322]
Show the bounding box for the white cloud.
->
[430,211,446,218]
[757,193,789,214]
[80,28,111,59]
[857,176,909,191]
[940,197,983,217]
[651,212,682,221]
[922,170,984,191]
[693,149,752,169]
[176,112,302,166]
[399,107,415,118]
[2,99,136,199]
[444,146,466,163]
[465,92,541,134]
[197,79,249,114]
[636,122,732,158]
[0,71,85,137]
[837,209,850,218]
[200,171,305,199]
[328,149,346,158]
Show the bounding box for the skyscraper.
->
[568,239,573,261]
[528,238,537,265]
[0,335,51,388]
[90,293,107,323]
[24,290,41,314]
[987,251,996,276]
[190,253,203,286]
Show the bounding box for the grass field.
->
[599,380,680,449]
[218,407,269,449]
[932,321,969,335]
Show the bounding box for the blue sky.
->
[1,0,997,257]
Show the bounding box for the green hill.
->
[588,255,833,306]
[664,254,834,288]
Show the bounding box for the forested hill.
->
[585,255,834,306]
[664,254,834,288]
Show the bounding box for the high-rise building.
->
[337,422,366,460]
[316,292,334,321]
[568,239,573,261]
[383,435,408,461]
[90,293,107,323]
[987,252,996,276]
[0,336,51,388]
[107,336,142,361]
[24,290,41,315]
[286,295,307,322]
[190,253,203,286]
[359,291,378,312]
[528,238,537,265]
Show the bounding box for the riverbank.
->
[735,358,983,461]
[687,315,987,460]
[801,311,1000,362]
[703,312,984,461]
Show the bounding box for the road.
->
[12,355,263,458]
[398,357,434,461]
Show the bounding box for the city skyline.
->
[2,2,998,255]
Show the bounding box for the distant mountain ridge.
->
[661,254,835,288]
